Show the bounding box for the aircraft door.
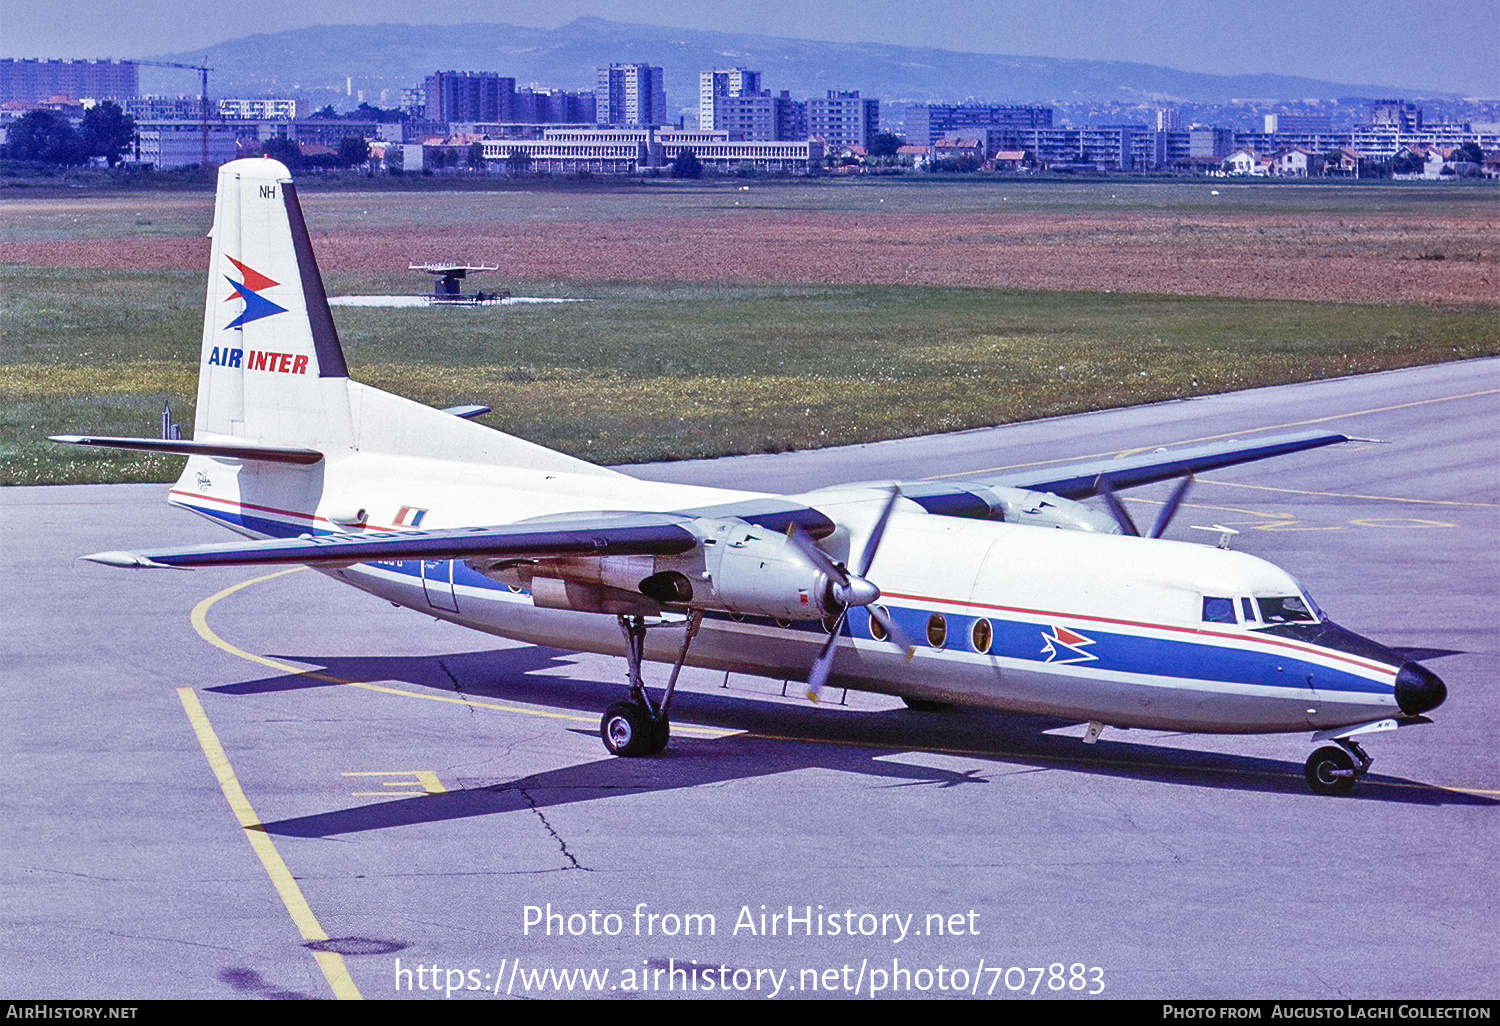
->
[421,559,460,613]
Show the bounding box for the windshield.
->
[1256,595,1319,624]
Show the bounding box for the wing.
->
[81,498,836,570]
[897,429,1350,515]
[78,432,1345,567]
[83,513,700,569]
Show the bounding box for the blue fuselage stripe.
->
[178,500,1391,698]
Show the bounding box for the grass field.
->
[5,177,1498,240]
[3,266,1495,484]
[2,178,1496,485]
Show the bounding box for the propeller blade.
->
[786,523,850,587]
[805,612,846,702]
[1149,474,1195,539]
[870,604,918,663]
[1094,475,1140,536]
[801,488,907,699]
[856,486,902,577]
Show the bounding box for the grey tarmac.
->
[1,358,1495,1000]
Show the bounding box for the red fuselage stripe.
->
[170,492,1392,679]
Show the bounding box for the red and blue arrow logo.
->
[224,256,286,329]
[1041,625,1098,664]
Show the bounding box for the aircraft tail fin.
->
[194,158,354,447]
[187,157,612,477]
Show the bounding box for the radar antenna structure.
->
[409,261,507,305]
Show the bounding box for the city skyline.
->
[4,1,1497,98]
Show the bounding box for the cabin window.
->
[971,617,993,654]
[869,608,888,641]
[1202,597,1237,624]
[1241,597,1257,622]
[926,613,947,648]
[1257,595,1318,624]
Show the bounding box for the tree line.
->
[2,100,375,170]
[4,101,136,165]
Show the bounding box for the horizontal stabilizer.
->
[50,435,324,465]
[81,513,699,569]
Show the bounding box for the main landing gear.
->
[599,612,703,757]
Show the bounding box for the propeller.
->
[786,487,917,702]
[1094,473,1194,539]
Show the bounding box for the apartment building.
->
[596,64,667,127]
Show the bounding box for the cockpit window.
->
[1240,597,1257,622]
[1302,591,1326,622]
[1202,597,1237,624]
[1257,595,1318,624]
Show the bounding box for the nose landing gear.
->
[1303,715,1403,795]
[1304,740,1370,796]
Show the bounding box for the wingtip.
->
[80,550,183,570]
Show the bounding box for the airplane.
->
[54,157,1447,796]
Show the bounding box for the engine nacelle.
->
[972,485,1120,533]
[467,517,840,622]
[700,521,836,621]
[468,554,667,615]
[529,577,659,616]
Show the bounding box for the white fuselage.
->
[171,447,1404,735]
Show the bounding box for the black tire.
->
[901,696,953,712]
[648,716,671,755]
[601,701,651,757]
[1305,746,1357,796]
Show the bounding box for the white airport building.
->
[479,126,821,174]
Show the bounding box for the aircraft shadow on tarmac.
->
[203,647,1491,840]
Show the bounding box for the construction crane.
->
[131,60,213,168]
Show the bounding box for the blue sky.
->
[5,0,1497,96]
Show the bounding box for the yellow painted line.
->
[923,387,1500,481]
[1125,495,1457,531]
[1197,479,1497,508]
[190,569,732,737]
[342,771,449,795]
[176,687,363,1001]
[1124,495,1300,520]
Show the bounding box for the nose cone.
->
[1395,662,1447,715]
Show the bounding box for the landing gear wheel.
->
[601,701,652,757]
[1305,746,1357,796]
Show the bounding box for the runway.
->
[2,358,1496,1000]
